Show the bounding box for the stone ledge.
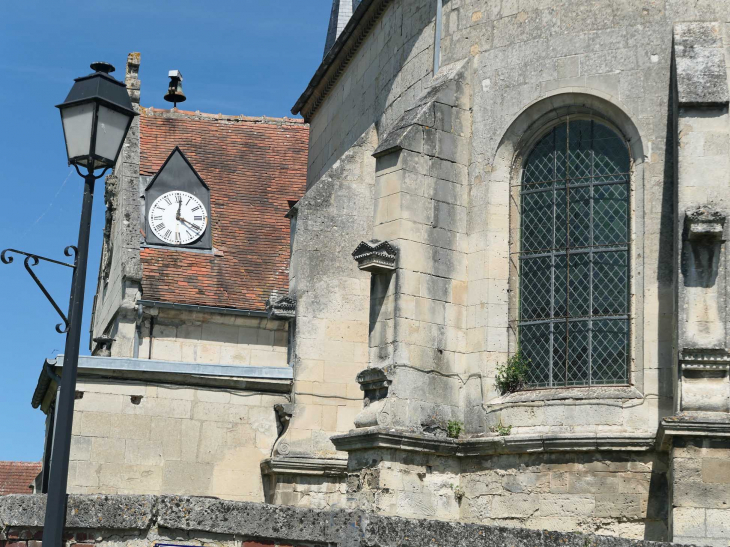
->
[331,427,656,457]
[490,386,643,404]
[260,456,348,477]
[657,413,730,450]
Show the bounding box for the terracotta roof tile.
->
[0,461,41,495]
[139,108,309,311]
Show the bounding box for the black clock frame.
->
[145,147,212,250]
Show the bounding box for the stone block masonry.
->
[67,379,287,500]
[670,437,730,547]
[339,432,668,540]
[0,494,703,547]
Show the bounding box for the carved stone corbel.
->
[273,403,295,456]
[686,207,726,242]
[353,366,394,428]
[352,240,397,273]
[266,292,296,320]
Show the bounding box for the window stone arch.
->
[480,92,647,396]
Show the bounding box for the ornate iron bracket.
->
[1,247,77,333]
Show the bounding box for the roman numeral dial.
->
[148,191,208,245]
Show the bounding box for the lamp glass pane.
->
[95,105,130,164]
[61,102,94,160]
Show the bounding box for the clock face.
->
[148,191,208,245]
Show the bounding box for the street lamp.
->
[2,61,136,547]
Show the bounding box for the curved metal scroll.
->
[1,248,76,334]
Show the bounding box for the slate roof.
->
[139,108,309,312]
[0,461,41,495]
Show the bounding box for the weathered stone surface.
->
[674,22,730,105]
[0,494,705,547]
[66,494,155,529]
[0,494,154,529]
[156,496,334,538]
[0,495,46,528]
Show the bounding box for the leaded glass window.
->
[518,119,630,388]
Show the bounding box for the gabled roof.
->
[145,146,209,191]
[0,461,41,495]
[139,108,309,312]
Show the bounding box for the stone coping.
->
[0,494,699,547]
[331,427,656,456]
[260,456,348,477]
[141,106,306,125]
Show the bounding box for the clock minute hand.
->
[179,216,202,231]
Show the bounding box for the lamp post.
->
[3,61,137,547]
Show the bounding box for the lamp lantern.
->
[56,61,137,170]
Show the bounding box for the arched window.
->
[519,118,630,388]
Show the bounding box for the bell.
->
[164,70,186,108]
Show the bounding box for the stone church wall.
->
[136,308,288,368]
[299,0,708,440]
[344,444,668,540]
[669,438,730,545]
[307,0,437,188]
[90,53,144,358]
[442,0,685,434]
[65,378,286,500]
[459,451,668,539]
[286,1,730,542]
[279,128,377,459]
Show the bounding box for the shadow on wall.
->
[655,73,675,420]
[682,236,721,288]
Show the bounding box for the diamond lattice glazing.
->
[519,119,630,387]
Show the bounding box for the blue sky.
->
[0,0,331,461]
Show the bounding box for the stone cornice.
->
[260,457,348,477]
[680,348,730,369]
[331,427,656,457]
[291,0,392,121]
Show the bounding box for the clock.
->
[148,190,208,245]
[144,147,211,249]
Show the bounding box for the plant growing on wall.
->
[451,484,465,502]
[495,348,529,394]
[447,420,464,439]
[490,421,512,436]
